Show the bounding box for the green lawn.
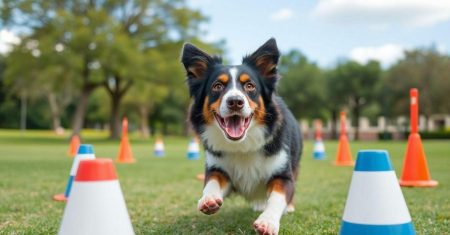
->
[0,130,448,234]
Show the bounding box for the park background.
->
[0,0,449,234]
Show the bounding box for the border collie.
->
[181,38,302,235]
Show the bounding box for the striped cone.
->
[58,159,134,235]
[313,140,326,160]
[313,120,326,160]
[187,139,200,160]
[340,150,415,235]
[53,144,95,202]
[154,139,165,157]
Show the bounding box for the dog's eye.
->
[244,82,256,91]
[212,83,224,92]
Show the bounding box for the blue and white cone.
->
[154,140,165,157]
[187,139,200,160]
[340,150,415,235]
[63,144,96,198]
[313,140,326,160]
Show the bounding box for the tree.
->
[383,47,450,129]
[278,50,326,120]
[327,60,381,140]
[123,40,225,137]
[1,0,209,138]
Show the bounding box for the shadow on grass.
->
[149,206,258,234]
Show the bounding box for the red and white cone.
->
[58,159,134,235]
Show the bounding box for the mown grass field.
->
[0,129,448,234]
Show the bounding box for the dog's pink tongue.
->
[225,116,245,138]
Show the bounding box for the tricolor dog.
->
[181,38,302,235]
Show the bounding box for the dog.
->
[181,38,302,235]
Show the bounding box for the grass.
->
[0,129,448,234]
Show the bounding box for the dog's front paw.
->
[253,216,280,235]
[197,195,223,215]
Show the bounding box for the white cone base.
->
[59,181,134,235]
[343,171,412,225]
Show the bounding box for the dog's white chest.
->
[206,150,288,200]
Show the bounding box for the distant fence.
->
[300,114,450,140]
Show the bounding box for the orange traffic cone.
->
[67,135,81,157]
[116,117,135,163]
[334,111,354,166]
[399,89,438,187]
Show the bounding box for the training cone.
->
[187,138,200,160]
[58,159,134,235]
[313,120,326,160]
[399,89,438,187]
[67,135,81,157]
[53,144,96,202]
[154,139,165,157]
[334,111,354,166]
[340,150,416,235]
[116,117,135,163]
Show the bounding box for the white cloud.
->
[349,44,405,67]
[0,29,21,54]
[312,0,450,28]
[270,9,294,22]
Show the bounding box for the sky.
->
[1,0,450,68]
[186,0,450,68]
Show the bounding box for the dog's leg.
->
[198,170,230,215]
[253,178,293,235]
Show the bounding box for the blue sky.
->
[187,0,450,68]
[1,0,449,68]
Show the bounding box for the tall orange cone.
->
[67,135,80,157]
[116,117,135,163]
[334,111,354,166]
[399,88,438,187]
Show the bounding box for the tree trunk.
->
[353,104,361,140]
[109,94,122,139]
[20,93,27,133]
[47,92,61,131]
[105,75,132,139]
[139,105,150,138]
[330,109,337,139]
[71,85,95,137]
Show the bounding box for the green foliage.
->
[278,50,327,120]
[382,47,450,119]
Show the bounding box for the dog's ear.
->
[243,38,280,89]
[181,43,214,80]
[181,43,215,97]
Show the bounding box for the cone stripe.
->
[343,171,412,224]
[77,144,94,154]
[75,159,117,181]
[355,150,393,171]
[340,221,415,235]
[63,176,75,198]
[69,154,95,175]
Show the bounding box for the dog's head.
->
[181,38,280,142]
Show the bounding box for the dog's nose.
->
[226,96,244,111]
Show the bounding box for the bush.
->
[420,131,450,139]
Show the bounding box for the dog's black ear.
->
[181,43,215,97]
[181,43,214,81]
[243,38,280,88]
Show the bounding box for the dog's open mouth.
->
[214,113,252,140]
